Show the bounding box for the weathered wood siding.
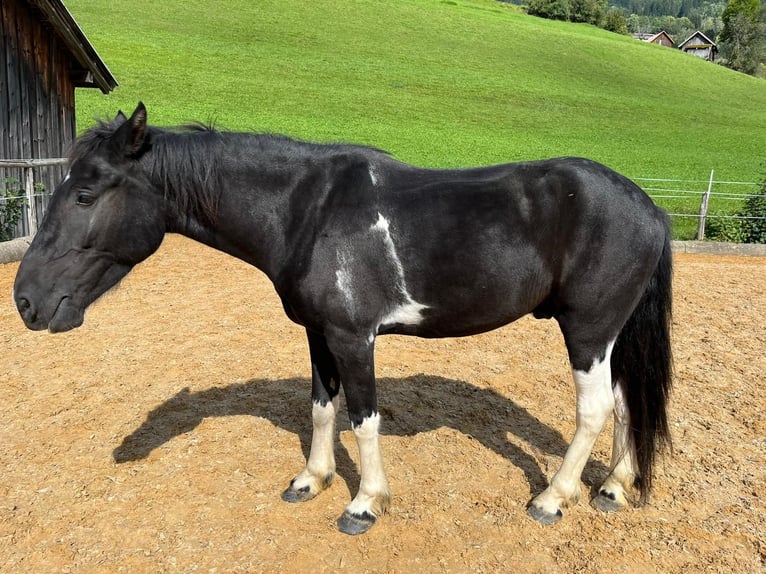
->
[1,0,75,233]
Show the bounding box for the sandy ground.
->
[0,235,764,573]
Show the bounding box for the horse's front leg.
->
[282,329,341,503]
[326,328,391,535]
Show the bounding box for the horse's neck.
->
[161,167,291,282]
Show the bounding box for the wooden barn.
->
[634,31,675,48]
[1,0,117,235]
[678,31,718,62]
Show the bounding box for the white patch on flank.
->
[368,165,379,186]
[346,412,390,517]
[370,213,428,328]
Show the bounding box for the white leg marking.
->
[532,342,615,516]
[598,381,637,506]
[291,397,339,493]
[371,213,428,328]
[346,413,391,517]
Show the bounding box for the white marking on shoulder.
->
[372,212,389,232]
[370,213,429,329]
[335,249,355,313]
[369,165,379,186]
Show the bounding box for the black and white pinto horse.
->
[14,104,672,535]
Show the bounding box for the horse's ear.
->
[112,102,148,157]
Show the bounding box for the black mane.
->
[147,126,224,226]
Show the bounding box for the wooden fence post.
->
[24,166,38,236]
[696,169,714,240]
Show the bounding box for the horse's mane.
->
[148,125,224,225]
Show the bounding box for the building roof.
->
[678,31,717,50]
[633,31,674,46]
[26,0,117,93]
[648,31,674,45]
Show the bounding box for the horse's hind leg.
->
[528,339,615,525]
[592,380,638,512]
[282,330,341,503]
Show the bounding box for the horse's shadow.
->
[113,375,609,497]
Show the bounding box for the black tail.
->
[611,223,673,504]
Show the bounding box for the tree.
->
[604,9,631,34]
[569,0,607,24]
[719,0,765,75]
[526,0,571,20]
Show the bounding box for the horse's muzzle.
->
[14,291,84,333]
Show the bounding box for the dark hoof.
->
[591,490,624,513]
[527,504,563,525]
[337,510,376,535]
[281,483,315,503]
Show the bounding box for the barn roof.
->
[678,31,717,50]
[648,31,674,45]
[26,0,117,94]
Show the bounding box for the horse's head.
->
[14,103,166,332]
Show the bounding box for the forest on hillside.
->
[611,0,724,39]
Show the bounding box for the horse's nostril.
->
[16,296,37,323]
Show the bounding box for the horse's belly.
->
[378,280,544,339]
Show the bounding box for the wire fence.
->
[0,158,67,239]
[1,161,764,241]
[633,171,764,240]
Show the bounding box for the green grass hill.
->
[67,0,766,237]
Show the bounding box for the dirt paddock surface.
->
[0,235,763,573]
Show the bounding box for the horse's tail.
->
[611,219,673,504]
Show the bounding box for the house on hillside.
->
[634,31,675,48]
[678,31,718,62]
[1,0,117,234]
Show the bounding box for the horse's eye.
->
[76,193,95,206]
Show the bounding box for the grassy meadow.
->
[66,0,766,238]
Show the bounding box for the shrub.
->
[0,178,27,242]
[705,214,747,243]
[706,173,766,244]
[738,186,766,243]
